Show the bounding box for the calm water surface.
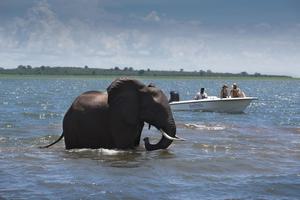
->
[0,76,299,199]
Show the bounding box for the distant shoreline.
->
[0,66,294,79]
[0,74,296,81]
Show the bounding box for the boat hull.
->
[170,97,257,113]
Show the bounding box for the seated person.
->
[220,84,229,98]
[194,88,208,100]
[230,83,246,98]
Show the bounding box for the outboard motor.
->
[169,91,180,102]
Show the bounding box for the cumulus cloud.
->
[144,11,161,22]
[0,0,299,76]
[1,1,73,53]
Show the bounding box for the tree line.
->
[0,65,291,78]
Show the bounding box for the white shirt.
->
[194,92,207,100]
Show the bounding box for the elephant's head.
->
[107,77,182,151]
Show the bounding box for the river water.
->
[0,76,299,199]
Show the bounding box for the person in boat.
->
[230,83,245,98]
[194,88,208,100]
[220,84,229,98]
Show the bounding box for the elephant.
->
[42,77,184,151]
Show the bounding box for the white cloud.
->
[1,1,75,54]
[144,11,161,22]
[0,1,299,77]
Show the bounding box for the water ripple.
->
[0,77,299,199]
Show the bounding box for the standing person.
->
[194,88,208,100]
[220,84,229,98]
[230,83,245,98]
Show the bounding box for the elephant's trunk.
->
[143,118,176,151]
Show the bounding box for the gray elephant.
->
[42,77,183,151]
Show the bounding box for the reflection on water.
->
[0,77,300,199]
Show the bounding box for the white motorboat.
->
[169,96,258,113]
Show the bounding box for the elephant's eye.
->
[151,90,163,100]
[151,91,159,98]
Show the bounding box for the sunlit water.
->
[0,76,299,199]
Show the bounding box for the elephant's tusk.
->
[159,129,186,141]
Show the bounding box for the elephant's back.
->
[63,91,111,149]
[72,91,108,111]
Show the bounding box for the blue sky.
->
[0,0,299,77]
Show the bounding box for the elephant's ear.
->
[107,77,145,125]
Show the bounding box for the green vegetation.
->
[0,65,292,78]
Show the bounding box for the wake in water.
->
[178,122,227,131]
[67,148,129,156]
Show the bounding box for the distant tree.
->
[240,71,248,76]
[199,70,205,76]
[180,68,184,72]
[254,72,261,77]
[129,67,133,71]
[147,68,151,72]
[114,66,120,71]
[26,65,32,69]
[84,65,89,69]
[18,65,26,69]
[138,69,145,75]
[206,69,213,76]
[123,67,128,71]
